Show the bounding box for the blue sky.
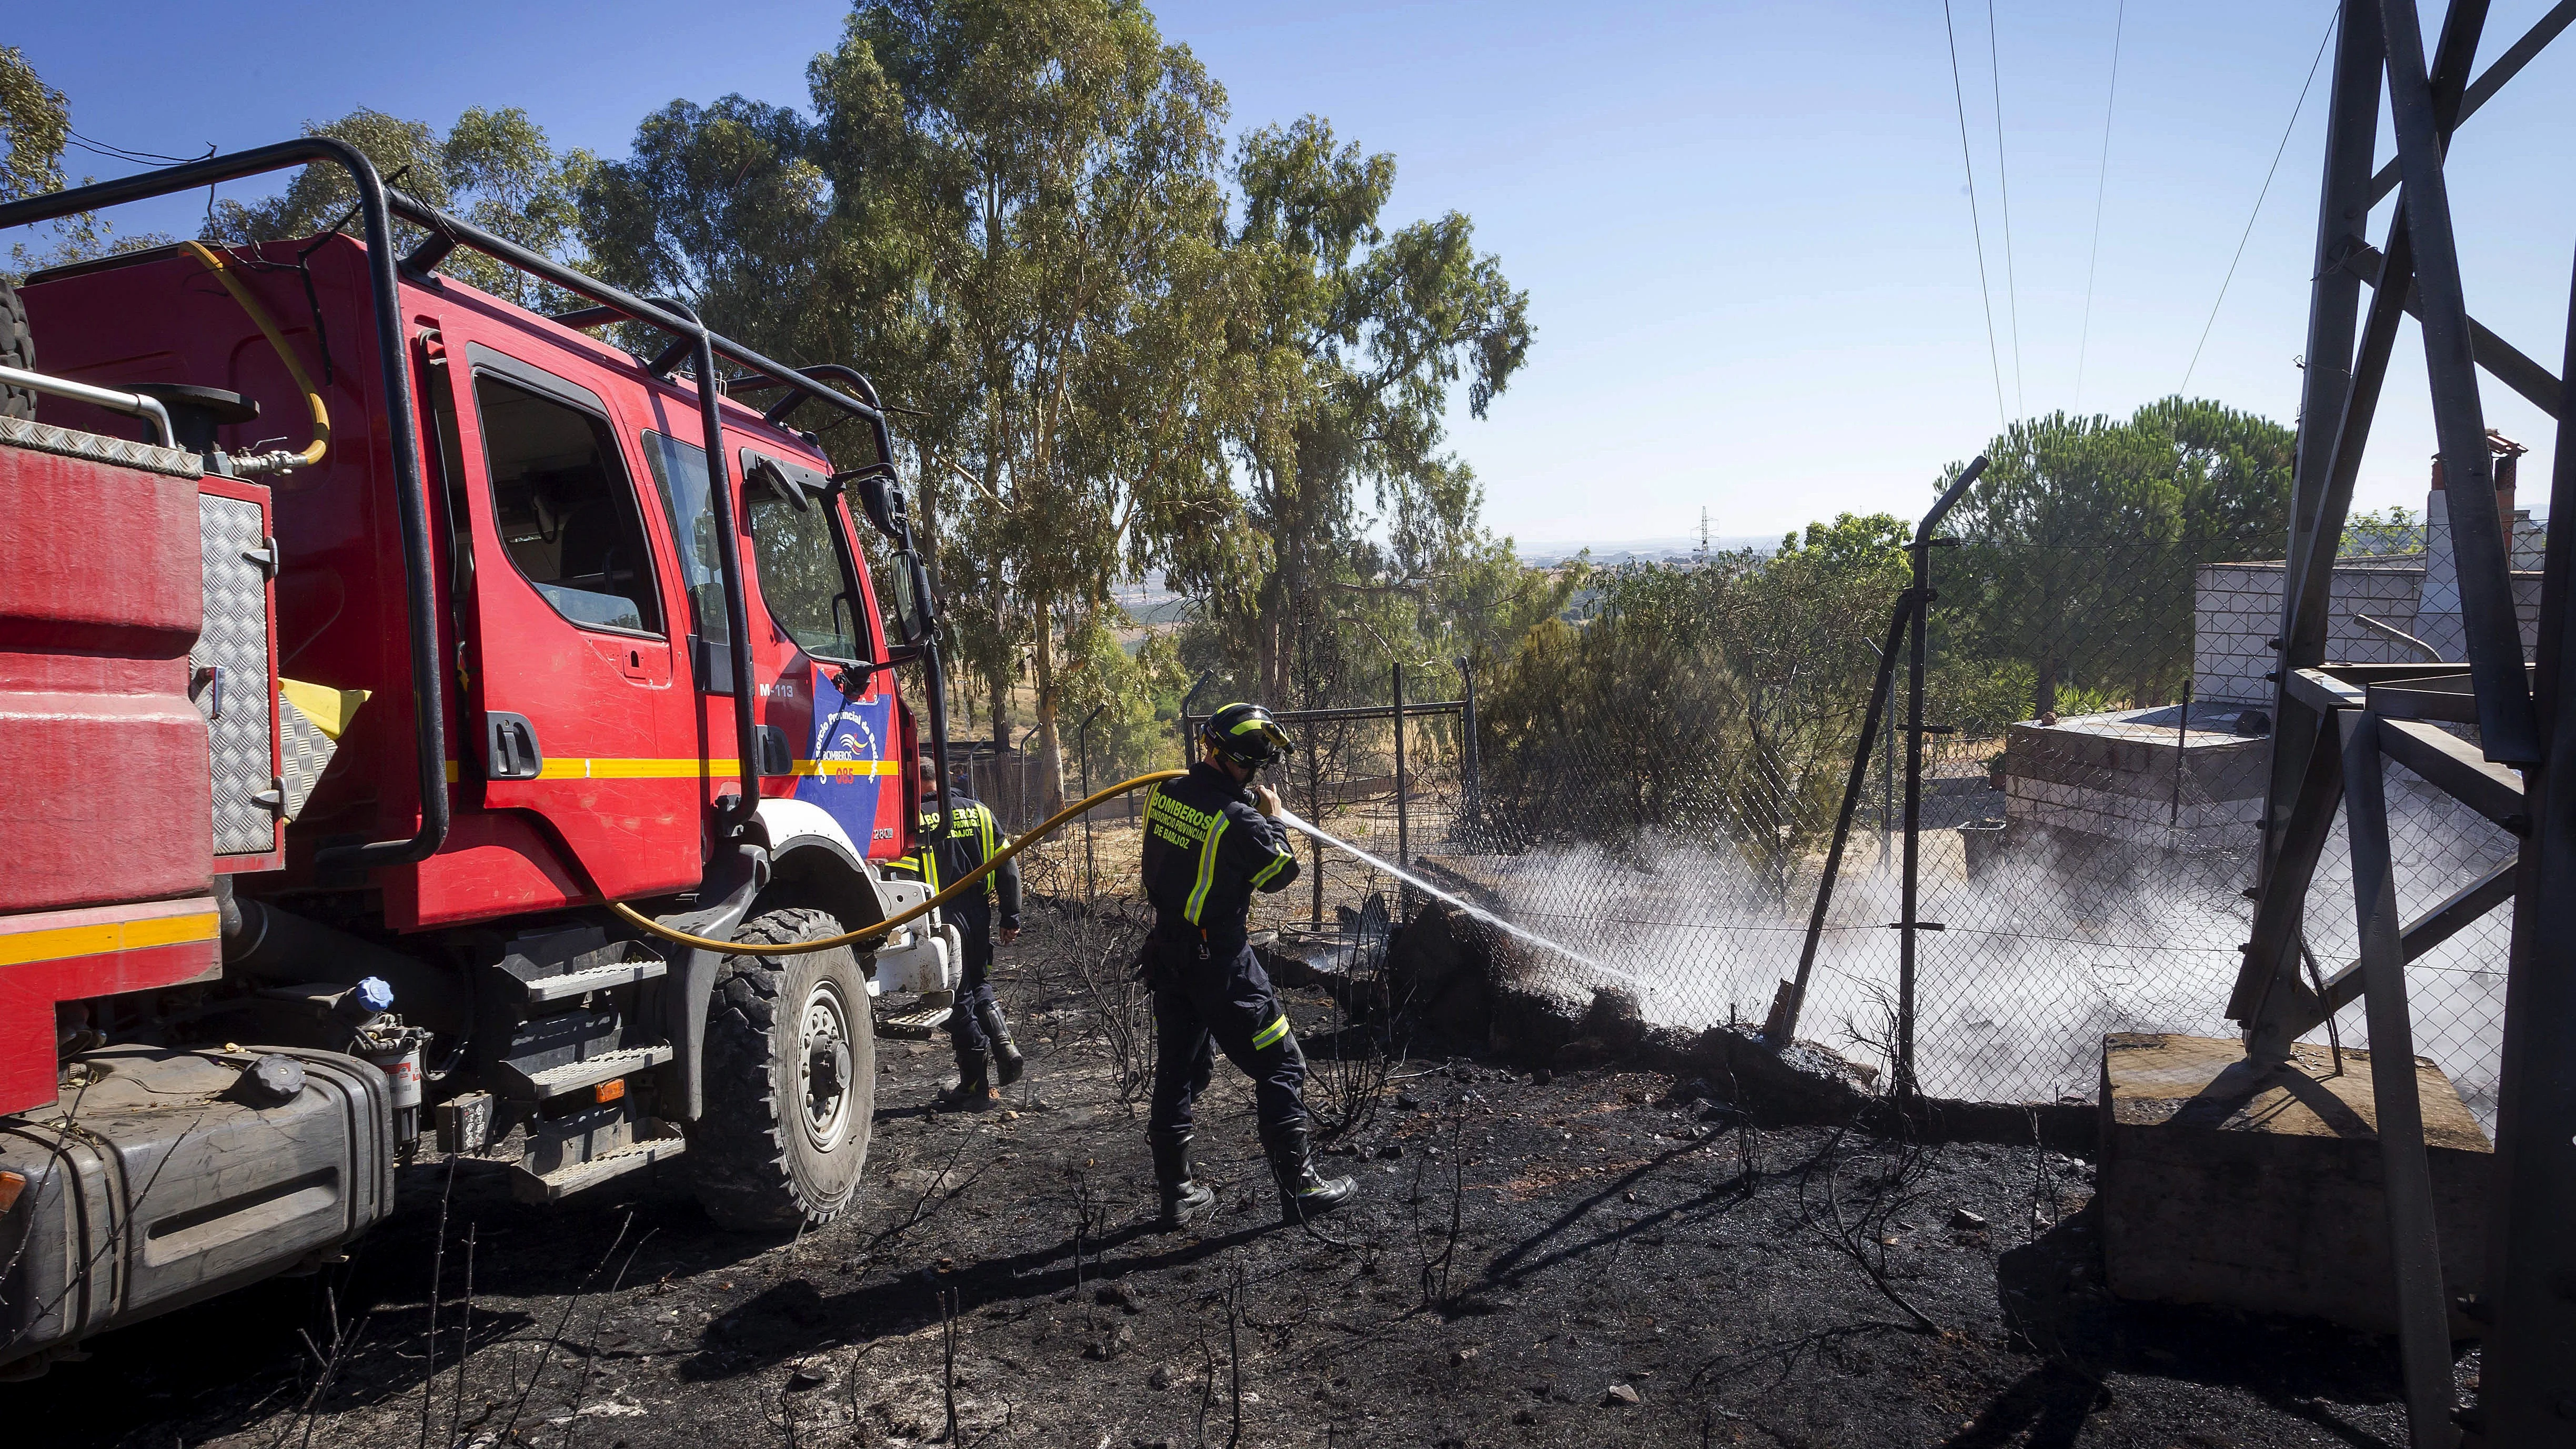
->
[14,1,2574,548]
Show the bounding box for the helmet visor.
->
[1212,711,1293,764]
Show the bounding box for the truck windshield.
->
[639,430,728,644]
[746,475,864,663]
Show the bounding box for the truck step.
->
[876,1005,952,1040]
[495,1044,673,1101]
[509,1135,687,1203]
[515,956,669,1004]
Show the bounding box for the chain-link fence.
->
[1017,525,2524,1124]
[1392,536,2522,1124]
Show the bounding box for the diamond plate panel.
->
[196,494,277,855]
[277,692,338,822]
[0,415,202,478]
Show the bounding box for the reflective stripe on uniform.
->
[1249,1014,1291,1051]
[1249,848,1293,889]
[1183,813,1229,924]
[911,801,1013,894]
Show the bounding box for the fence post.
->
[1898,538,1928,1102]
[1776,595,1915,1045]
[1019,723,1042,834]
[1392,662,1409,871]
[1308,735,1325,928]
[1881,647,1896,867]
[1079,703,1103,900]
[1457,655,1482,843]
[2168,677,2193,829]
[1858,632,1894,869]
[1898,456,1985,1096]
[1178,667,1217,767]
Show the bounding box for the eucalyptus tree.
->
[807,0,1247,806]
[0,47,68,204]
[579,96,837,361]
[204,106,595,309]
[1191,116,1534,706]
[0,44,71,279]
[1,46,169,278]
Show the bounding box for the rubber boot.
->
[978,1000,1024,1087]
[1260,1120,1356,1225]
[1152,1134,1215,1231]
[936,1048,998,1111]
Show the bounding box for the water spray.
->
[1271,806,1655,998]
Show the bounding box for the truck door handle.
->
[193,663,227,720]
[756,724,793,778]
[485,712,544,781]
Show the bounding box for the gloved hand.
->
[1252,783,1282,818]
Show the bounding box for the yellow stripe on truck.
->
[443,757,903,782]
[795,759,904,778]
[0,910,220,968]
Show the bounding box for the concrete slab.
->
[2096,1032,2489,1334]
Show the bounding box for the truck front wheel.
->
[689,907,876,1230]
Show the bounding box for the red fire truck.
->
[0,139,965,1374]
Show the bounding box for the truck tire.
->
[0,279,34,420]
[689,907,877,1230]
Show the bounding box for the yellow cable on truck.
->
[180,240,330,468]
[608,769,1185,957]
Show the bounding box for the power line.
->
[64,130,213,167]
[2179,11,2337,395]
[1985,0,2025,420]
[2073,0,2127,413]
[1942,0,2010,437]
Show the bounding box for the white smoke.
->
[1460,761,2512,1125]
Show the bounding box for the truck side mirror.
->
[881,548,937,648]
[905,554,937,641]
[841,467,900,540]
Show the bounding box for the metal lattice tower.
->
[2230,3,2576,1443]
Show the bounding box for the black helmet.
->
[1202,701,1293,769]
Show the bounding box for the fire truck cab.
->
[0,140,961,1374]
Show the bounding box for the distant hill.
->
[1112,573,1192,631]
[1513,534,1779,568]
[1107,536,1787,630]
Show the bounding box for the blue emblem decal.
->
[799,662,894,846]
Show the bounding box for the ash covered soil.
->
[17,905,2430,1449]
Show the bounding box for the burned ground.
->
[13,904,2434,1449]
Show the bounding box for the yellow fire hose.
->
[180,240,330,469]
[607,769,1185,957]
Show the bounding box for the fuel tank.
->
[0,1043,395,1375]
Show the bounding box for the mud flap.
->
[652,842,767,1124]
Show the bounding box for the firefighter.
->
[1139,702,1356,1230]
[902,756,1024,1110]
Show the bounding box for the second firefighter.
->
[901,757,1024,1110]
